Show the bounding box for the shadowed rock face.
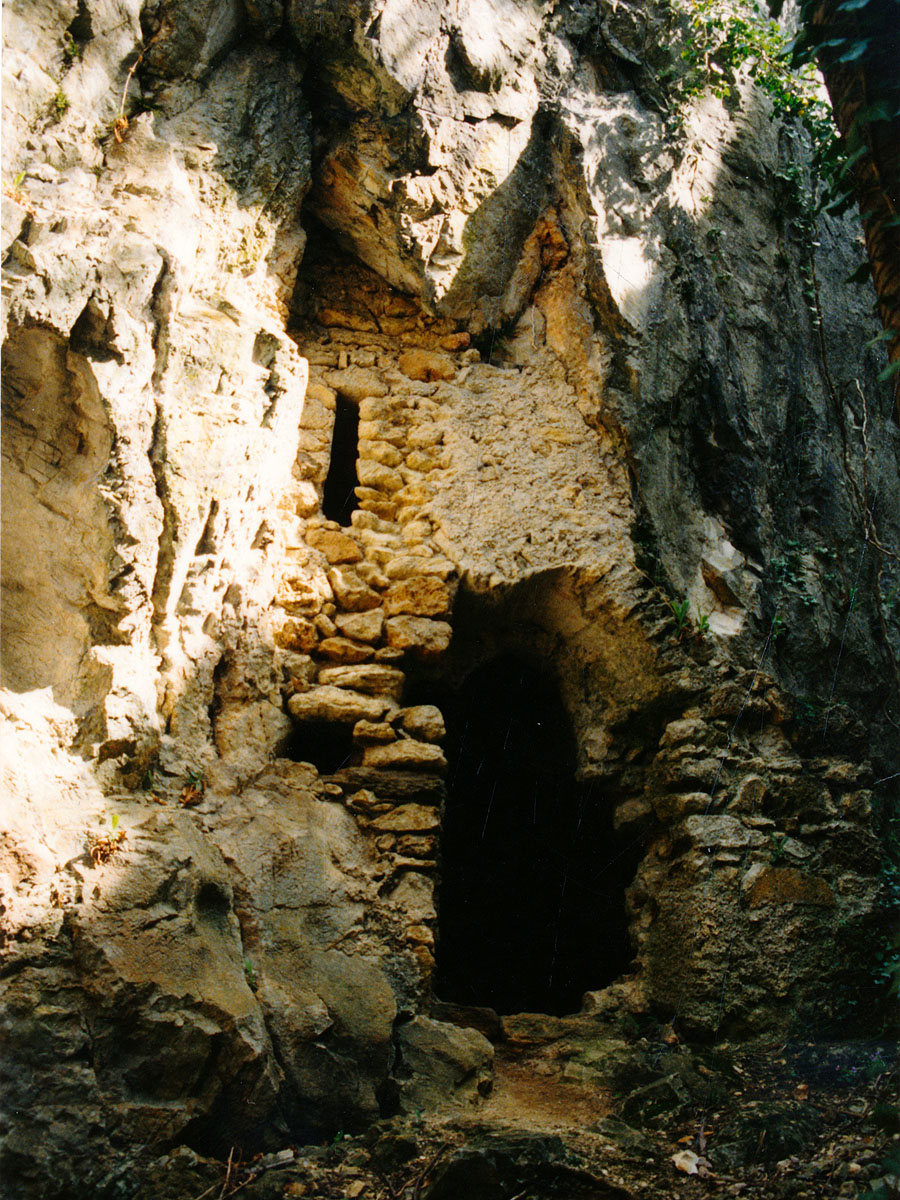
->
[1,0,898,1193]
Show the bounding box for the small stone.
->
[274,618,319,653]
[324,365,389,401]
[317,664,406,700]
[353,720,396,742]
[328,567,382,612]
[383,578,451,617]
[359,500,398,522]
[314,613,338,637]
[335,609,384,643]
[288,686,392,724]
[305,379,337,406]
[358,461,404,492]
[729,774,768,813]
[385,556,455,580]
[293,483,319,518]
[397,835,438,857]
[404,923,435,945]
[385,616,451,659]
[358,397,388,420]
[363,741,447,771]
[351,509,394,532]
[278,652,316,688]
[408,425,443,450]
[398,705,446,742]
[359,439,403,468]
[369,803,441,831]
[374,647,406,663]
[318,637,372,663]
[394,482,433,505]
[356,562,391,589]
[401,521,433,543]
[307,528,363,564]
[398,349,456,381]
[347,788,387,813]
[406,450,442,472]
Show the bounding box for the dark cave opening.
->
[322,393,360,526]
[433,656,640,1017]
[283,719,356,775]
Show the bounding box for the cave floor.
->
[146,1025,899,1200]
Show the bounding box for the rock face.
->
[1,0,898,1194]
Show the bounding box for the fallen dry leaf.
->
[672,1150,713,1177]
[672,1150,701,1175]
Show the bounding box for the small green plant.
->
[769,832,788,864]
[667,0,869,295]
[793,696,821,726]
[244,958,258,993]
[52,88,70,118]
[695,610,711,636]
[667,596,692,636]
[62,31,83,63]
[180,768,206,808]
[2,170,34,214]
[332,1130,345,1145]
[769,543,823,611]
[142,766,159,791]
[88,817,127,866]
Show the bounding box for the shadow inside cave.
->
[430,655,643,1017]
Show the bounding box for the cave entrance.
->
[322,393,360,526]
[434,656,638,1016]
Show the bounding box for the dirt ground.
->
[147,1022,900,1200]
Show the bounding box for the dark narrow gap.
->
[322,394,360,526]
[282,720,356,774]
[421,655,641,1017]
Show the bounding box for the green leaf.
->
[835,40,871,64]
[877,360,900,382]
[865,329,895,347]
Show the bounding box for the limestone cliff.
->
[1,0,898,1195]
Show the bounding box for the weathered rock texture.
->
[2,0,899,1194]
